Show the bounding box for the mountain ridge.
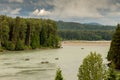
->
[57,21,115,31]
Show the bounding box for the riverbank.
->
[62,41,111,46]
[0,41,111,52]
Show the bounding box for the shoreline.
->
[61,40,111,46]
[0,47,60,53]
[0,41,111,53]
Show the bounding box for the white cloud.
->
[29,0,120,25]
[1,7,21,15]
[32,9,51,16]
[54,0,109,18]
[11,8,21,15]
[35,0,120,19]
[107,12,120,17]
[9,0,24,3]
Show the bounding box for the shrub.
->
[78,52,106,80]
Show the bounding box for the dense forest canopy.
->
[58,30,113,40]
[0,15,60,51]
[57,21,115,40]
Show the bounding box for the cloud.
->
[11,8,21,15]
[9,0,24,3]
[27,0,120,25]
[52,0,102,18]
[32,8,51,16]
[35,0,120,18]
[46,0,120,25]
[34,0,107,18]
[1,0,120,25]
[1,7,21,15]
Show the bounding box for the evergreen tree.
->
[15,39,25,50]
[78,52,106,80]
[0,15,60,51]
[40,26,47,46]
[0,20,9,46]
[55,68,63,80]
[5,41,15,50]
[107,24,120,69]
[30,33,39,49]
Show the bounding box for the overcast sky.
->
[0,0,120,25]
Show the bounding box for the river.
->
[0,41,110,80]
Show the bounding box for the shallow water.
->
[0,44,110,80]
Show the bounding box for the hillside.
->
[57,21,115,40]
[57,21,115,31]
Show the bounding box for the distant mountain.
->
[83,22,102,25]
[57,21,115,31]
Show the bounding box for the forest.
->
[58,30,113,40]
[57,21,115,40]
[0,15,60,51]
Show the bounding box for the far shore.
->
[61,40,111,46]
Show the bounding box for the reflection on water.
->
[0,44,110,80]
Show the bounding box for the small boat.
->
[41,61,49,64]
[81,48,84,49]
[25,58,30,61]
[55,58,59,60]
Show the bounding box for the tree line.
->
[58,30,114,40]
[0,15,60,51]
[57,21,115,40]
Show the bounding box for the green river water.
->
[0,43,110,80]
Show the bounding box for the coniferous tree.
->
[0,20,9,46]
[107,24,120,69]
[55,68,63,80]
[0,15,60,51]
[40,26,47,46]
